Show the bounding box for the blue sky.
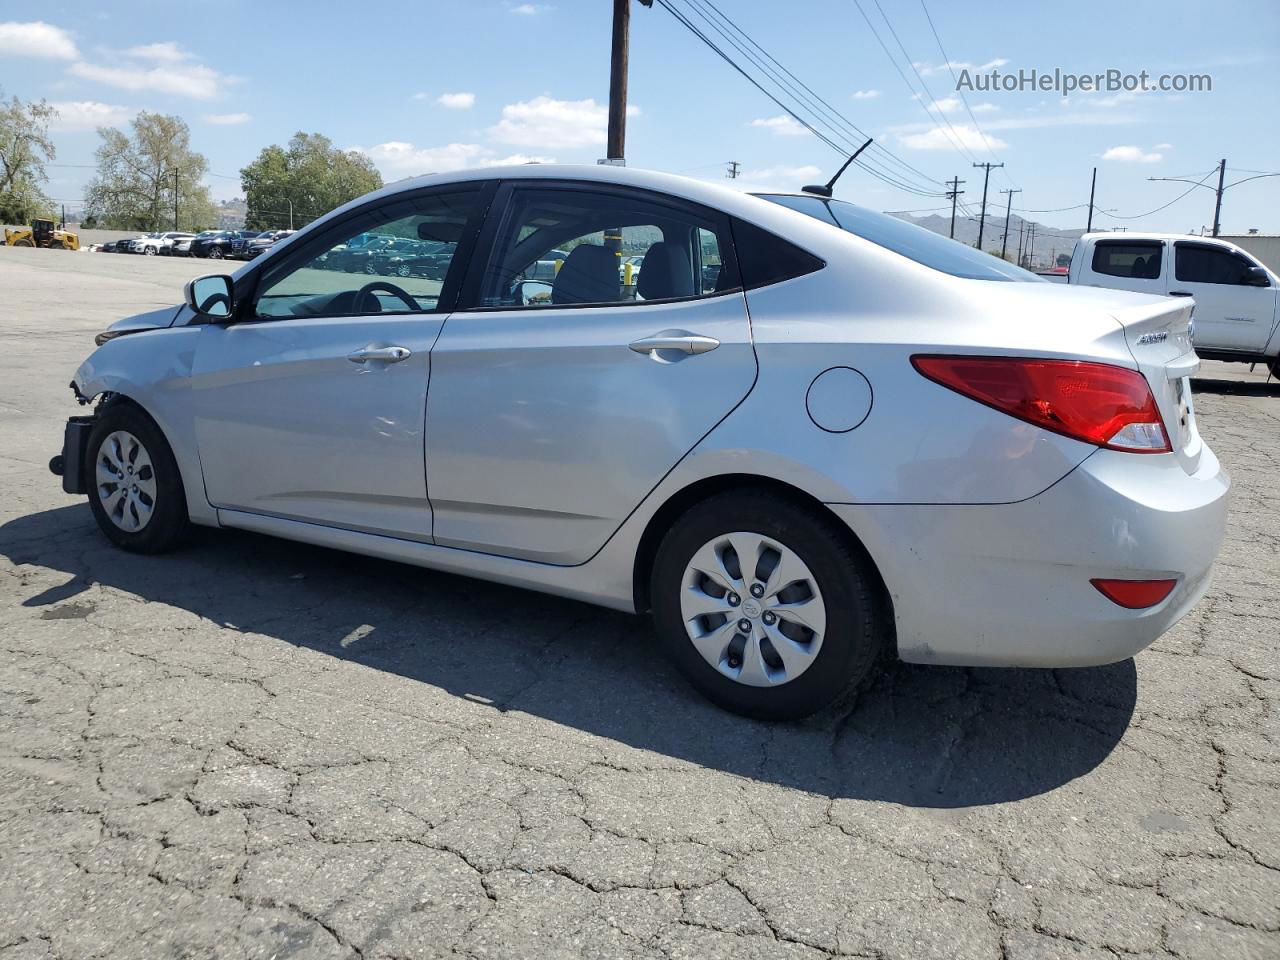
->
[3,0,1278,235]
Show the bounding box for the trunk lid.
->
[1108,296,1201,474]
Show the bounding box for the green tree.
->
[84,112,215,231]
[0,90,56,224]
[240,132,382,230]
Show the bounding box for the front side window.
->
[253,190,483,319]
[758,193,1040,282]
[1175,244,1256,285]
[1092,241,1163,279]
[476,186,738,308]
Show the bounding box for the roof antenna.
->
[802,138,873,198]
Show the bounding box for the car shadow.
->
[1191,375,1280,397]
[2,504,1137,809]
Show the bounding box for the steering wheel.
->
[352,280,421,314]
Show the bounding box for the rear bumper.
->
[830,446,1230,667]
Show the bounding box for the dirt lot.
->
[0,244,1277,959]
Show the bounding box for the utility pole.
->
[1016,219,1026,266]
[1025,222,1037,269]
[726,161,741,179]
[972,162,1003,250]
[945,176,965,239]
[1211,158,1226,237]
[1086,166,1097,233]
[999,188,1021,260]
[607,0,634,163]
[174,170,180,231]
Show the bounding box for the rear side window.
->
[1175,244,1254,285]
[1091,241,1163,279]
[731,218,824,290]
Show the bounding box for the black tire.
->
[85,404,189,553]
[207,247,223,259]
[650,490,889,720]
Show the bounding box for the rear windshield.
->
[758,194,1041,282]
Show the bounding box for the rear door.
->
[1171,241,1276,352]
[191,185,491,540]
[424,181,756,564]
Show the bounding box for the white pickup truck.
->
[1052,233,1280,377]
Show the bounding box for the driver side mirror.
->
[1242,265,1271,287]
[184,274,235,319]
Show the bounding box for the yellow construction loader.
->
[4,218,80,251]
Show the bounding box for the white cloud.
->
[437,92,475,110]
[899,124,1007,151]
[927,96,963,114]
[750,114,807,137]
[354,140,554,177]
[1155,142,1173,150]
[411,92,430,101]
[914,57,1007,77]
[122,41,187,62]
[510,3,550,13]
[971,102,999,113]
[68,58,231,100]
[1101,145,1163,163]
[742,164,822,184]
[852,89,880,100]
[0,20,78,59]
[488,96,631,149]
[204,112,251,125]
[47,100,134,131]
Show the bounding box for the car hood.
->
[106,305,184,334]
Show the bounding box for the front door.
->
[1171,241,1277,353]
[425,182,756,565]
[191,187,488,539]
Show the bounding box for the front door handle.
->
[1169,291,1193,297]
[628,331,720,356]
[348,345,411,364]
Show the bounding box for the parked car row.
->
[314,233,455,279]
[95,229,295,260]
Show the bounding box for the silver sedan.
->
[54,164,1228,718]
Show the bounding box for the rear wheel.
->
[13,238,33,247]
[143,246,156,256]
[207,247,223,260]
[650,490,889,720]
[85,405,189,553]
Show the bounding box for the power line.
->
[917,0,1015,189]
[1098,169,1218,220]
[850,0,977,165]
[653,0,944,197]
[681,0,944,191]
[670,0,944,195]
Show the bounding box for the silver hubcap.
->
[95,431,156,532]
[680,532,827,687]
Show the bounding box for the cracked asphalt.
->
[1,246,1277,959]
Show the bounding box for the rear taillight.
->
[1091,578,1177,609]
[911,355,1171,453]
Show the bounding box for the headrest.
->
[637,241,694,300]
[552,245,618,305]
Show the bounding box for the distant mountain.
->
[887,209,1084,269]
[215,198,247,230]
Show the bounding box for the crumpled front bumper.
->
[51,416,95,495]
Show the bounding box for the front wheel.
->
[650,491,889,720]
[85,405,189,553]
[143,246,156,256]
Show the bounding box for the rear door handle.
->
[628,331,720,356]
[348,345,411,364]
[1169,291,1193,297]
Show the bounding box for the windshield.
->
[758,194,1041,282]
